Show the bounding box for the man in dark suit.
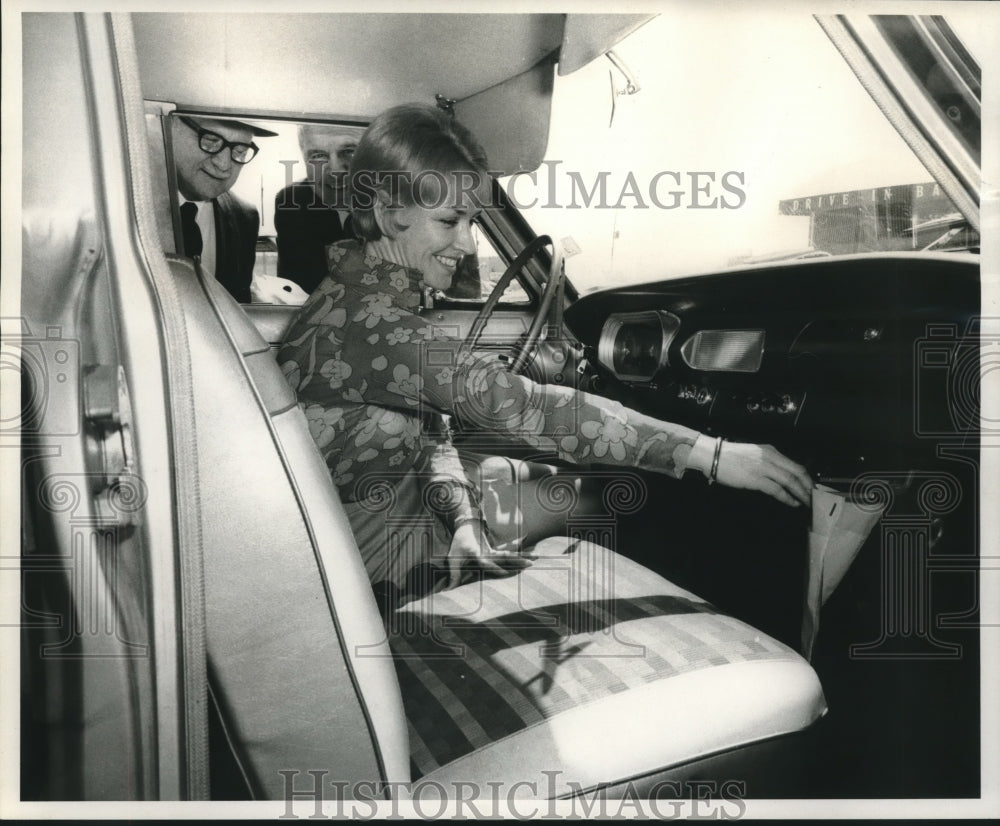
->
[172,114,276,303]
[274,124,360,294]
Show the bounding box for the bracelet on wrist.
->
[453,514,487,530]
[707,436,725,485]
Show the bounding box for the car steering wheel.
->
[461,235,564,375]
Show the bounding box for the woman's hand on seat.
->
[715,442,813,507]
[446,520,533,589]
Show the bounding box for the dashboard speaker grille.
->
[680,329,765,372]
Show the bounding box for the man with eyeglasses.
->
[172,114,276,303]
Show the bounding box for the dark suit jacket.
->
[213,191,259,304]
[274,181,353,294]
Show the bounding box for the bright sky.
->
[515,10,942,292]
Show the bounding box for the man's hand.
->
[445,520,533,589]
[715,442,813,507]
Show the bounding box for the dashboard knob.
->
[779,394,797,413]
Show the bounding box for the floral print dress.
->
[278,240,705,584]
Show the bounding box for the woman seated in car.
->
[277,102,812,606]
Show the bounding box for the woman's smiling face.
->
[373,173,489,290]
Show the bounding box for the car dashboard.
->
[565,252,980,480]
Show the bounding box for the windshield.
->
[509,10,982,293]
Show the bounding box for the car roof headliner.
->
[132,13,567,119]
[130,12,654,173]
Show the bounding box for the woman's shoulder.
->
[326,242,422,296]
[323,238,365,276]
[328,237,363,256]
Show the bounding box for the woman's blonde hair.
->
[348,103,492,241]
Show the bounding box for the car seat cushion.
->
[387,538,825,787]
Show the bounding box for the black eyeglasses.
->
[178,116,259,164]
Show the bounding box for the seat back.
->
[169,254,410,798]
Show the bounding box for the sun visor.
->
[454,58,556,177]
[558,14,656,76]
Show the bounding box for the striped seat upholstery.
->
[388,538,826,791]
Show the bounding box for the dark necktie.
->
[180,201,203,259]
